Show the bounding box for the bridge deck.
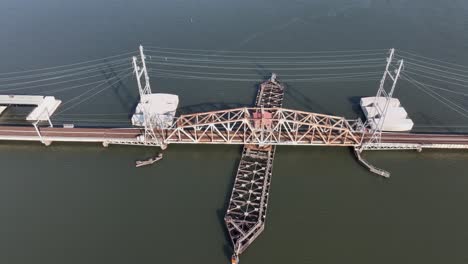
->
[224,76,284,257]
[0,124,468,147]
[0,121,467,148]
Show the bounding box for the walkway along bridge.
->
[1,46,468,263]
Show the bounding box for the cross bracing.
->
[162,107,361,146]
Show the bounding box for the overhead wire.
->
[403,73,468,119]
[0,116,131,123]
[0,50,136,76]
[152,68,382,77]
[403,61,468,79]
[405,68,468,85]
[57,70,131,109]
[406,75,468,112]
[398,50,468,70]
[144,54,384,65]
[145,49,385,59]
[0,58,131,83]
[0,66,132,92]
[0,62,130,89]
[40,68,133,95]
[146,61,383,71]
[149,71,381,82]
[144,45,387,54]
[56,71,134,115]
[404,70,468,87]
[3,47,468,124]
[396,54,468,74]
[401,80,468,97]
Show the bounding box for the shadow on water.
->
[286,83,330,114]
[177,102,249,115]
[250,63,334,114]
[252,64,272,78]
[217,145,244,261]
[348,96,366,120]
[176,81,262,115]
[102,64,136,112]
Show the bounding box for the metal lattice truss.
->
[225,148,274,254]
[132,45,159,143]
[163,107,361,146]
[365,48,404,146]
[254,74,284,107]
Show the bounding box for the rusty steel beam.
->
[224,75,282,262]
[161,107,361,146]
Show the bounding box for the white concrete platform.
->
[26,96,62,121]
[367,118,414,131]
[0,95,62,121]
[132,93,179,128]
[361,96,414,132]
[360,97,401,108]
[363,106,408,119]
[0,95,45,105]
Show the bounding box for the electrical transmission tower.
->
[132,45,160,145]
[364,48,404,147]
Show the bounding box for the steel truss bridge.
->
[1,46,468,264]
[162,107,361,146]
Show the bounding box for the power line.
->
[0,66,132,92]
[400,79,468,97]
[152,68,382,77]
[0,117,131,123]
[403,73,468,119]
[0,51,136,76]
[147,61,382,71]
[56,71,133,115]
[406,68,468,84]
[404,61,468,79]
[145,49,385,59]
[398,50,468,70]
[144,45,387,54]
[405,71,468,87]
[58,70,131,109]
[145,54,384,65]
[0,58,131,83]
[150,72,380,82]
[396,55,468,74]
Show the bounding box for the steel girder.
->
[162,107,361,146]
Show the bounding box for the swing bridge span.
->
[1,46,468,263]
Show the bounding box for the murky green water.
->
[1,0,468,263]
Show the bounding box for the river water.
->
[1,0,468,263]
